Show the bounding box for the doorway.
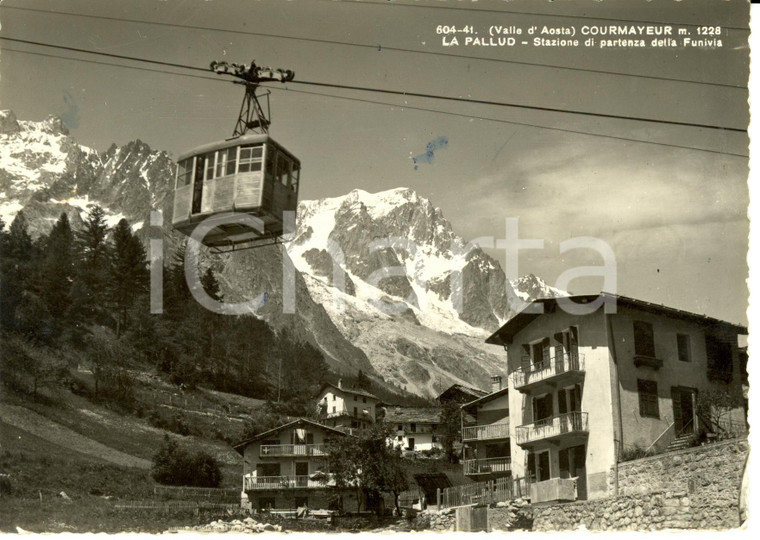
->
[672,387,698,435]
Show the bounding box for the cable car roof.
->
[177,133,300,163]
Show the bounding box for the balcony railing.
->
[511,352,585,391]
[244,475,333,490]
[462,422,510,442]
[260,444,327,457]
[515,411,589,445]
[323,408,372,419]
[462,457,512,475]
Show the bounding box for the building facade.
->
[486,293,747,504]
[316,381,379,432]
[383,406,443,452]
[233,418,356,511]
[461,376,511,479]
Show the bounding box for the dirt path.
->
[0,403,151,469]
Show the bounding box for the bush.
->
[151,436,221,487]
[620,444,653,462]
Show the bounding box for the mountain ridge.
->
[1,110,566,397]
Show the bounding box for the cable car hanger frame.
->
[210,60,295,137]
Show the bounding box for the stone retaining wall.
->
[534,438,748,531]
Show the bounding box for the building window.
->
[410,423,417,433]
[332,406,336,413]
[637,379,659,418]
[332,394,336,401]
[397,424,403,431]
[397,435,403,442]
[677,334,691,362]
[363,397,366,403]
[706,335,733,382]
[634,321,656,357]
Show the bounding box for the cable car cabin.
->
[172,134,300,248]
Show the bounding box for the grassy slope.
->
[0,373,262,532]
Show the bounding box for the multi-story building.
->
[383,406,443,452]
[486,293,747,504]
[234,418,357,511]
[461,376,511,478]
[316,380,379,432]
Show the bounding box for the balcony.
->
[515,411,589,446]
[462,422,510,442]
[633,355,664,369]
[323,408,373,419]
[260,444,327,457]
[244,474,334,490]
[463,457,512,475]
[511,353,585,393]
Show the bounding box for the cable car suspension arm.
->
[210,60,295,137]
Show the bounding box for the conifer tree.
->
[72,205,112,328]
[110,219,149,337]
[0,212,35,330]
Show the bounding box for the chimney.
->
[338,378,343,389]
[491,375,503,393]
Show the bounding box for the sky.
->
[0,0,751,326]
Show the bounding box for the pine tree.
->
[30,214,75,339]
[0,212,35,330]
[72,205,112,328]
[110,219,149,337]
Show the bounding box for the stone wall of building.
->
[533,438,748,531]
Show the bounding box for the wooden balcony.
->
[244,475,333,490]
[511,352,585,393]
[462,422,510,442]
[259,444,327,457]
[324,408,372,419]
[515,412,589,446]
[462,457,512,475]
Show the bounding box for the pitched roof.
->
[232,417,348,454]
[382,406,442,424]
[436,384,488,402]
[462,387,509,410]
[316,382,378,401]
[486,292,748,346]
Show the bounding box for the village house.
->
[315,380,379,432]
[461,376,511,479]
[436,383,488,404]
[485,293,747,505]
[383,406,443,452]
[233,418,357,511]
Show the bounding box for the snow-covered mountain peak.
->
[511,273,569,301]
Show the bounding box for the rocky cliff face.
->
[1,110,566,398]
[287,188,567,396]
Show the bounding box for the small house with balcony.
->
[316,380,379,432]
[233,418,356,511]
[486,293,747,505]
[383,407,443,452]
[461,376,511,479]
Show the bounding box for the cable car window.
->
[238,144,263,173]
[225,147,238,176]
[205,152,216,181]
[216,150,227,177]
[290,163,300,193]
[177,159,193,187]
[277,153,291,187]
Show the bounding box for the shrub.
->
[620,444,653,462]
[151,436,221,487]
